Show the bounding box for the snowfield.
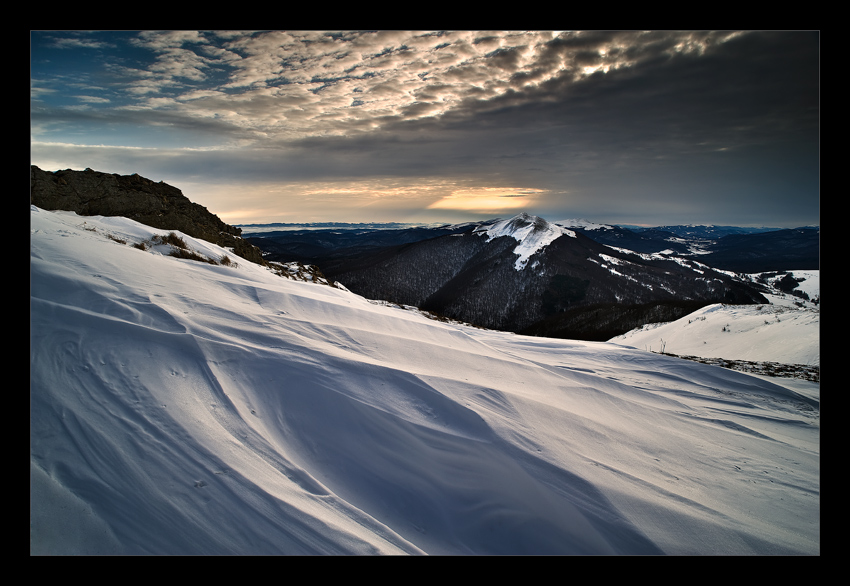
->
[30,207,819,555]
[610,288,819,368]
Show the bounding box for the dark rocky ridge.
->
[30,166,266,266]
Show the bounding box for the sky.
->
[30,30,820,227]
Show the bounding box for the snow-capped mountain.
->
[310,212,769,337]
[473,212,577,270]
[30,206,819,555]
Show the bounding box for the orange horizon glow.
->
[427,186,547,213]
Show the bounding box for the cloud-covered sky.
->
[31,30,819,227]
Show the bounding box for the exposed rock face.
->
[30,166,266,265]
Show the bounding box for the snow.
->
[756,270,820,303]
[588,254,645,286]
[30,206,819,555]
[475,213,577,271]
[610,292,819,367]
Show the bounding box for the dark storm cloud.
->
[294,31,818,179]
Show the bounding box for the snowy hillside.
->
[30,207,819,555]
[610,280,819,368]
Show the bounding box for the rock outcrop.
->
[30,166,266,265]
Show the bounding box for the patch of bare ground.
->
[658,352,819,382]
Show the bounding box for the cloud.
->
[43,30,810,151]
[66,32,572,142]
[31,31,819,226]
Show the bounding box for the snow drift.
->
[30,206,819,555]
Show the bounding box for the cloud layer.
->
[31,31,819,226]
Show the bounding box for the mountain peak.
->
[474,212,576,270]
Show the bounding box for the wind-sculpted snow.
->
[30,207,819,555]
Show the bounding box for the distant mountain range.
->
[28,165,816,343]
[563,222,819,272]
[245,213,802,340]
[243,218,819,273]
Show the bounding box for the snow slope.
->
[610,289,819,367]
[30,207,819,555]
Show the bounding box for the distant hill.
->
[559,223,697,255]
[561,222,820,268]
[609,278,819,377]
[244,224,474,264]
[635,225,781,238]
[696,228,820,273]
